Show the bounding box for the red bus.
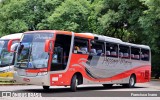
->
[8,30,151,92]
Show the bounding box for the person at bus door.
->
[63,52,68,66]
[52,52,58,63]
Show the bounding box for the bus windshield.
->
[15,33,54,69]
[0,40,13,67]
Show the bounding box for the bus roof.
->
[24,30,94,39]
[18,30,150,49]
[79,33,150,50]
[0,33,23,40]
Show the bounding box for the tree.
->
[46,0,91,32]
[139,0,160,75]
[139,0,160,53]
[90,0,147,42]
[0,0,28,35]
[0,0,64,35]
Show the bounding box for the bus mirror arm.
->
[7,39,20,52]
[44,39,54,53]
[17,44,24,55]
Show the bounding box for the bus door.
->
[50,34,71,71]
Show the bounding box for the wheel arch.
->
[71,72,83,85]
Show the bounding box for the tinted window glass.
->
[119,45,130,59]
[131,47,140,60]
[73,37,89,54]
[141,49,150,61]
[106,42,118,58]
[90,40,105,56]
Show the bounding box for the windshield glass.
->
[0,40,14,67]
[15,33,54,69]
[0,40,5,53]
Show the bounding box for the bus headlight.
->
[37,72,48,76]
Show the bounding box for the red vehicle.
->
[8,30,151,92]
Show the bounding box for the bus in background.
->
[0,33,22,78]
[7,30,151,91]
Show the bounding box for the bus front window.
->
[15,33,54,69]
[31,41,49,68]
[0,40,13,67]
[0,41,5,53]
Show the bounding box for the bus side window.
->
[141,49,149,61]
[106,43,118,57]
[73,37,89,54]
[119,45,130,59]
[131,47,140,60]
[90,40,105,56]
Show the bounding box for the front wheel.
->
[70,75,78,92]
[43,86,50,90]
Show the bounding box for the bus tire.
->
[103,84,113,88]
[43,86,50,90]
[70,75,78,92]
[123,75,136,88]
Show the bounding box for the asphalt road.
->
[0,80,160,100]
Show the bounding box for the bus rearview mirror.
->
[8,39,20,52]
[44,39,54,53]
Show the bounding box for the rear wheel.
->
[43,86,50,90]
[70,75,78,92]
[123,75,136,88]
[103,84,113,88]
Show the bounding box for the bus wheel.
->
[70,75,78,92]
[123,75,136,88]
[103,84,113,88]
[43,86,50,90]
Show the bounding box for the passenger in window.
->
[80,47,88,54]
[90,48,97,56]
[97,50,103,56]
[74,46,80,53]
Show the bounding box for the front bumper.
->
[14,73,50,86]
